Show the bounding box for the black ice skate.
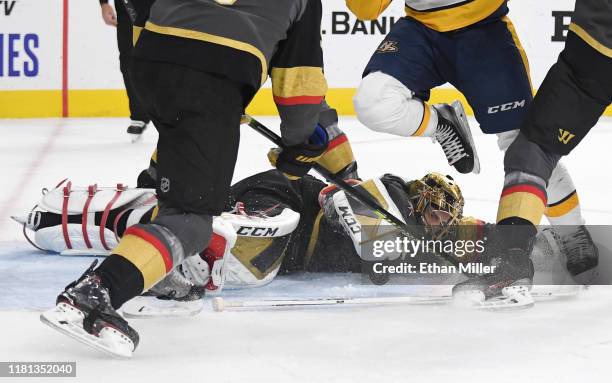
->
[127,120,148,143]
[561,225,599,283]
[40,260,139,358]
[433,101,480,174]
[452,249,534,310]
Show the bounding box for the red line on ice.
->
[0,122,65,233]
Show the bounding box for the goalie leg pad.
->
[24,182,156,254]
[181,208,300,290]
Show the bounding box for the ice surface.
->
[0,117,611,382]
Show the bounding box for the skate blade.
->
[531,285,583,300]
[474,294,534,311]
[122,296,204,318]
[451,100,481,174]
[453,287,535,311]
[40,303,134,358]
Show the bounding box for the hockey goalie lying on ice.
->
[14,168,596,305]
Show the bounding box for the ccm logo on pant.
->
[236,226,279,236]
[487,100,525,114]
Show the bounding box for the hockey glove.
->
[268,125,329,180]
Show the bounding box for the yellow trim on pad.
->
[3,88,612,118]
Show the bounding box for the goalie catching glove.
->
[268,125,328,179]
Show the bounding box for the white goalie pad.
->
[181,208,300,290]
[219,207,300,238]
[23,181,156,255]
[225,208,301,288]
[36,184,154,215]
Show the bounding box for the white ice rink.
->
[1,117,611,382]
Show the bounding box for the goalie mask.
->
[408,173,464,239]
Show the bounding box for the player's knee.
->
[153,210,213,256]
[504,132,561,183]
[354,71,424,136]
[496,130,519,152]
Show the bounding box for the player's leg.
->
[98,61,243,305]
[44,60,244,353]
[446,17,550,300]
[451,16,533,136]
[467,15,591,242]
[115,2,150,138]
[498,132,583,225]
[316,101,360,180]
[454,19,612,300]
[492,29,612,293]
[353,17,478,174]
[501,33,612,223]
[497,130,594,269]
[475,16,595,269]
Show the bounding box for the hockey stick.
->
[211,296,449,312]
[243,115,460,267]
[211,286,578,312]
[244,116,414,232]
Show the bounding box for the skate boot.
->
[452,249,535,310]
[561,225,599,283]
[127,120,148,142]
[433,101,480,174]
[40,261,139,358]
[123,268,206,318]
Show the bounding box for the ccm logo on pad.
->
[236,226,279,237]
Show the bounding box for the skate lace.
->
[435,124,467,165]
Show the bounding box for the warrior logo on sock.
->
[558,129,575,144]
